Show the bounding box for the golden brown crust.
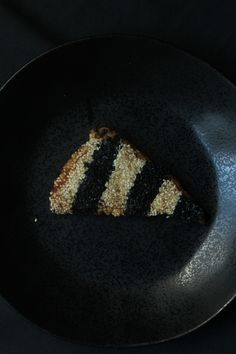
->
[50,132,102,214]
[52,145,89,195]
[91,127,117,140]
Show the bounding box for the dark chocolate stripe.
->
[174,197,205,223]
[125,160,165,216]
[73,138,120,213]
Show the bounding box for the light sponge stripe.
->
[148,179,182,216]
[98,142,146,216]
[50,135,101,214]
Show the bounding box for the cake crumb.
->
[148,179,182,216]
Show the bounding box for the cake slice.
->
[50,127,204,222]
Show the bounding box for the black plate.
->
[0,35,236,346]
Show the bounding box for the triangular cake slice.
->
[50,127,204,222]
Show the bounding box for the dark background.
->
[0,0,235,353]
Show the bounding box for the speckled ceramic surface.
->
[0,36,236,346]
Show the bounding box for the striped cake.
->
[50,127,204,222]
